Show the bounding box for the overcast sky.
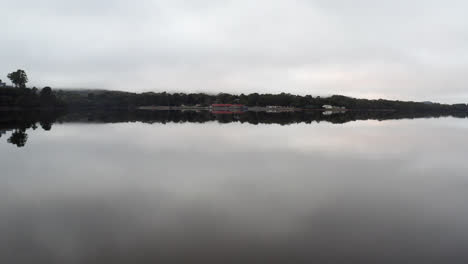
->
[2,0,468,102]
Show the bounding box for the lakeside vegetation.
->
[0,70,64,109]
[1,69,467,112]
[58,89,468,112]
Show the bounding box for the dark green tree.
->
[40,86,53,97]
[39,86,58,106]
[7,69,28,88]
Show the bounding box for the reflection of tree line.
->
[2,110,468,147]
[61,110,468,125]
[0,111,61,147]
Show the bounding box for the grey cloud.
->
[1,0,468,102]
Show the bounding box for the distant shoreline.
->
[2,86,468,113]
[138,105,399,112]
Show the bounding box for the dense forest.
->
[58,90,468,112]
[3,86,467,112]
[0,70,64,109]
[1,69,467,112]
[0,86,65,109]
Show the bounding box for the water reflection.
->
[1,109,468,147]
[7,129,28,147]
[64,109,468,125]
[0,111,61,147]
[1,113,468,263]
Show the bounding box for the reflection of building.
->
[266,106,295,113]
[322,110,345,116]
[322,104,346,115]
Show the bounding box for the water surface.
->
[1,114,468,263]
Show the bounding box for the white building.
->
[322,105,346,110]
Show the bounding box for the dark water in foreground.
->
[2,111,468,263]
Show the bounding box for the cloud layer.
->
[2,0,468,102]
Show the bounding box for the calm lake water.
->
[2,113,468,263]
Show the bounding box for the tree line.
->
[1,69,467,112]
[59,90,468,112]
[0,69,64,109]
